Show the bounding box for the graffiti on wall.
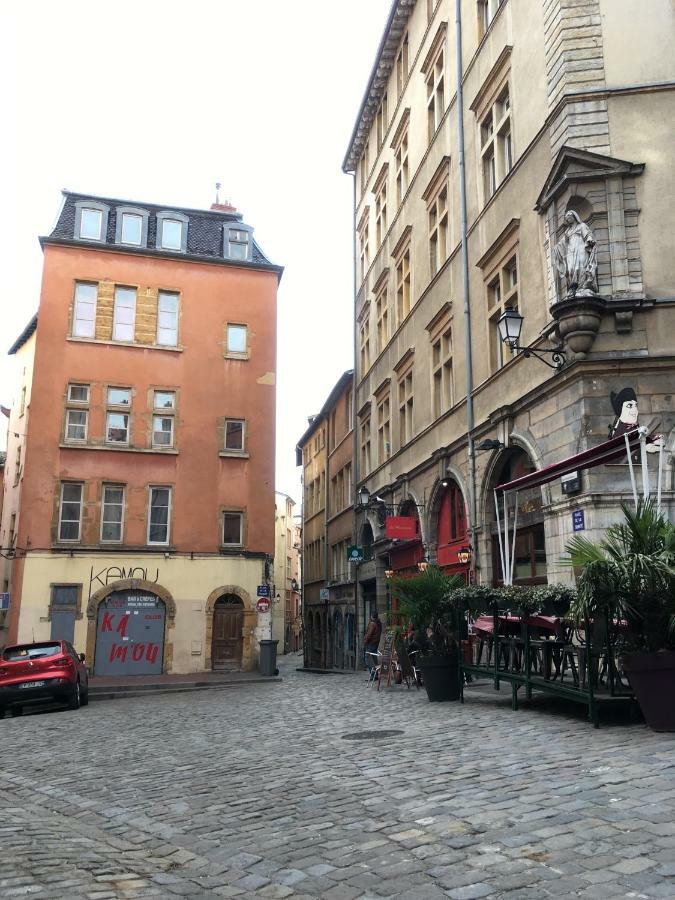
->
[88,565,160,600]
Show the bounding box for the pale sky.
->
[1,0,392,504]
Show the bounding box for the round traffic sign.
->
[256,598,271,613]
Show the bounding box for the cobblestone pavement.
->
[1,653,674,900]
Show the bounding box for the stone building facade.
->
[296,371,356,669]
[0,191,281,673]
[343,0,675,644]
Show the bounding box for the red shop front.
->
[436,480,470,582]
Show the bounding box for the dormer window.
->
[161,219,182,250]
[74,201,109,242]
[229,229,249,260]
[80,208,102,240]
[223,224,253,262]
[121,214,142,244]
[156,211,188,252]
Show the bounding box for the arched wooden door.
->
[212,595,244,670]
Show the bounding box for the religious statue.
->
[553,210,598,297]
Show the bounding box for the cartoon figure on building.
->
[609,387,664,452]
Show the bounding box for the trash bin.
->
[259,640,279,676]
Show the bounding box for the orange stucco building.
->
[1,191,281,674]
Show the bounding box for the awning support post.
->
[624,433,639,509]
[639,428,650,501]
[503,490,511,586]
[494,490,506,585]
[656,441,664,516]
[509,491,519,587]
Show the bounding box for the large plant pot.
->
[418,652,460,702]
[622,651,675,732]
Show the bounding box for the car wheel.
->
[11,706,23,717]
[69,680,81,710]
[80,686,89,707]
[0,707,5,719]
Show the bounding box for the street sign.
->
[256,584,270,597]
[319,588,329,601]
[0,593,9,611]
[572,509,585,532]
[347,546,364,563]
[256,597,271,613]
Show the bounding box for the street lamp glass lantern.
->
[357,486,370,508]
[497,307,523,349]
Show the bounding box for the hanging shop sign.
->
[385,516,418,540]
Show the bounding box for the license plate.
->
[19,681,45,689]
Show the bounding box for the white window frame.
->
[67,383,90,404]
[79,208,103,241]
[59,482,83,542]
[106,387,131,445]
[101,485,125,544]
[160,218,183,250]
[152,415,175,448]
[65,408,88,442]
[226,323,248,356]
[222,511,243,547]
[156,291,179,347]
[73,282,97,338]
[120,212,143,246]
[147,486,172,546]
[113,286,137,342]
[224,419,246,452]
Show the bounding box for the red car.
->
[0,640,89,717]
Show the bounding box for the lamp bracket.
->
[513,344,566,371]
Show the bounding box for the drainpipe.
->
[351,173,360,669]
[455,0,477,576]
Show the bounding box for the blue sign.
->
[572,510,585,532]
[256,584,270,598]
[0,593,8,610]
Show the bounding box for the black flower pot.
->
[622,651,675,732]
[417,651,460,702]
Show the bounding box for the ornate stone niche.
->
[535,146,645,356]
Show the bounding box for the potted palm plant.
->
[388,566,464,701]
[566,500,675,731]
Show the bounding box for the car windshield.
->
[3,643,63,661]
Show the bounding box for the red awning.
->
[495,428,646,493]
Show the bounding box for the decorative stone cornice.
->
[342,0,416,173]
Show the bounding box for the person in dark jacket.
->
[363,611,382,672]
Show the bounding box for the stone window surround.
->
[477,219,520,374]
[74,200,110,242]
[156,210,189,253]
[115,206,150,248]
[221,509,245,548]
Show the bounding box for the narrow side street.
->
[0,656,673,899]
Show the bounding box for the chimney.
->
[211,201,238,213]
[211,181,237,213]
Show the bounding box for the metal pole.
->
[494,490,506,584]
[624,433,638,509]
[350,171,361,669]
[639,430,650,500]
[503,491,511,587]
[656,441,664,516]
[455,0,477,573]
[510,491,519,587]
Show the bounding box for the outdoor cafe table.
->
[471,614,572,679]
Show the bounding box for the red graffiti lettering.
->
[109,643,128,663]
[132,642,145,661]
[116,613,129,638]
[101,612,114,632]
[146,643,159,664]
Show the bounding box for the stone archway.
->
[205,585,255,671]
[86,579,176,674]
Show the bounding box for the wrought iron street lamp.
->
[497,308,566,371]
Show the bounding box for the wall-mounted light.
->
[497,308,566,371]
[476,438,504,452]
[417,560,430,573]
[384,569,394,579]
[457,546,472,565]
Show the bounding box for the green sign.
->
[347,545,364,563]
